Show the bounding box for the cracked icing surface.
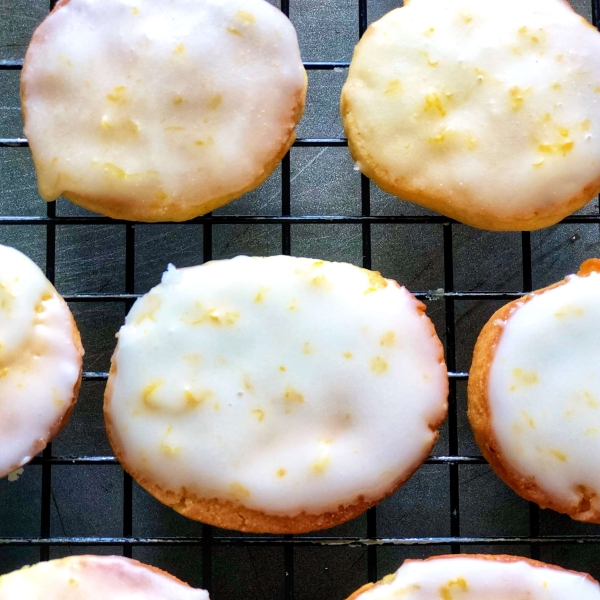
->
[0,555,209,599]
[341,0,600,230]
[0,244,83,479]
[21,0,306,221]
[105,255,447,517]
[488,270,600,515]
[350,555,600,599]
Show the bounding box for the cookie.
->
[469,258,600,522]
[347,554,600,599]
[341,0,600,231]
[0,244,83,479]
[104,255,448,533]
[0,555,208,599]
[21,0,306,222]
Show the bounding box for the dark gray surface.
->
[3,0,600,597]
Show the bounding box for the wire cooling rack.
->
[3,0,600,598]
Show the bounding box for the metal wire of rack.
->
[3,0,600,597]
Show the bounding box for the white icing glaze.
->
[0,244,82,478]
[342,0,600,221]
[106,256,447,516]
[488,271,600,509]
[353,556,600,599]
[22,0,305,218]
[0,555,209,599]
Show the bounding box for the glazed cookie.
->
[105,256,448,533]
[0,555,209,599]
[341,0,600,231]
[21,0,306,222]
[469,259,600,522]
[347,554,600,599]
[0,244,83,479]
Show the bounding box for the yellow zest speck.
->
[384,80,402,96]
[518,26,527,34]
[380,331,395,347]
[279,365,286,372]
[0,368,8,378]
[440,578,468,600]
[244,375,255,394]
[142,380,163,408]
[213,402,220,412]
[422,51,438,67]
[424,93,446,117]
[522,410,535,428]
[208,94,222,110]
[556,54,563,61]
[132,6,139,14]
[230,482,251,500]
[532,158,544,168]
[58,54,73,67]
[184,389,212,408]
[552,82,561,91]
[173,94,183,105]
[343,352,353,360]
[509,86,528,112]
[284,386,304,413]
[227,27,243,36]
[551,449,567,462]
[69,578,78,587]
[586,428,599,436]
[555,304,584,318]
[106,86,127,104]
[254,287,268,303]
[174,43,185,55]
[276,468,286,478]
[303,342,313,355]
[424,27,435,36]
[467,136,478,150]
[312,441,332,474]
[462,12,472,23]
[364,270,388,294]
[538,141,574,156]
[370,356,388,375]
[236,10,256,23]
[160,426,181,456]
[251,409,264,422]
[512,368,538,386]
[582,120,592,131]
[195,140,204,146]
[595,87,600,93]
[311,275,332,289]
[585,391,599,409]
[289,299,298,310]
[102,163,129,179]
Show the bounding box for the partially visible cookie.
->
[469,258,600,522]
[104,255,448,533]
[21,0,306,222]
[0,244,83,479]
[347,554,600,599]
[341,0,600,231]
[0,555,208,599]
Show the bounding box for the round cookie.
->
[341,0,600,231]
[0,555,209,599]
[346,554,600,599]
[469,258,600,522]
[21,0,306,222]
[0,244,83,479]
[104,255,448,533]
